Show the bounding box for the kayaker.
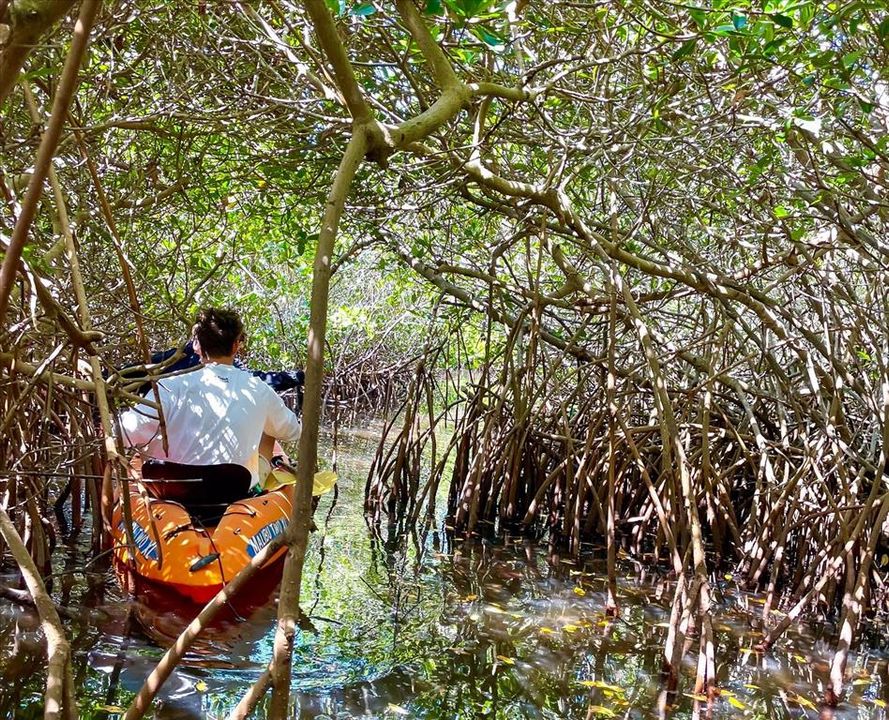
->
[119,307,301,492]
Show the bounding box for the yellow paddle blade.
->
[262,467,338,496]
[312,470,337,495]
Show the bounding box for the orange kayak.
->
[112,472,293,605]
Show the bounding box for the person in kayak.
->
[119,307,301,492]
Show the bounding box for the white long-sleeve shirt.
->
[120,363,301,485]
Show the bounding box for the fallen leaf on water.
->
[387,704,410,716]
[539,627,554,634]
[563,624,580,633]
[728,696,746,710]
[791,694,817,710]
[588,706,616,717]
[496,655,515,665]
[195,680,208,693]
[574,586,587,596]
[724,573,733,581]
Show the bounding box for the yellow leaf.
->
[563,624,580,633]
[98,707,124,714]
[312,469,338,495]
[574,586,587,596]
[463,594,478,602]
[195,680,208,692]
[580,680,623,693]
[874,699,887,708]
[852,677,871,686]
[792,694,817,710]
[684,693,708,701]
[724,573,734,581]
[728,696,746,710]
[539,627,554,634]
[743,683,760,690]
[496,655,515,665]
[588,706,616,717]
[486,604,506,614]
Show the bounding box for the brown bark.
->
[0,0,101,327]
[0,0,76,107]
[267,125,369,719]
[0,506,77,720]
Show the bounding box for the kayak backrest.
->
[141,460,251,525]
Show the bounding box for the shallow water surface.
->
[0,425,887,719]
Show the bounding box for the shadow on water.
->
[0,422,888,718]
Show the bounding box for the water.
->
[1,423,888,719]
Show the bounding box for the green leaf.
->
[424,0,443,14]
[442,0,466,16]
[842,50,862,69]
[474,26,506,51]
[672,39,697,61]
[857,97,874,113]
[878,16,889,40]
[771,13,793,29]
[773,206,790,218]
[689,8,707,28]
[732,14,748,31]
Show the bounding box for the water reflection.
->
[0,424,887,718]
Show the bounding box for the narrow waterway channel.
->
[0,423,887,719]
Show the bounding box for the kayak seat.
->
[141,460,252,526]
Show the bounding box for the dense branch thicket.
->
[1,0,887,712]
